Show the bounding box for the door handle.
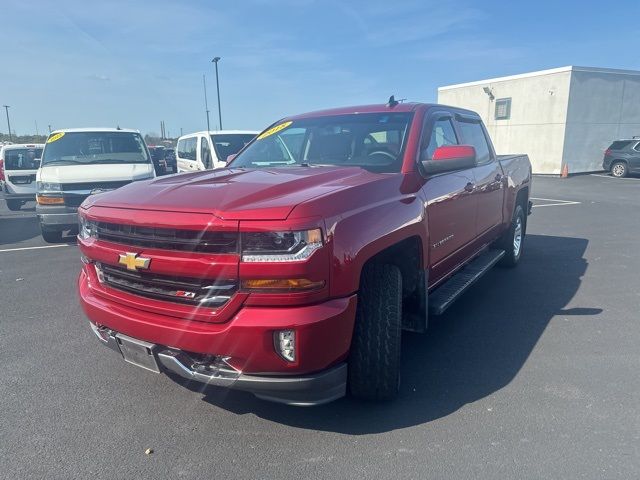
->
[464,182,475,193]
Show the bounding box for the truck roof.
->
[286,102,479,120]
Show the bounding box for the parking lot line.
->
[530,197,581,208]
[0,244,73,253]
[590,174,636,180]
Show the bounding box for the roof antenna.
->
[116,125,122,130]
[387,95,399,108]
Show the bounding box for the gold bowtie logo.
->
[118,252,151,272]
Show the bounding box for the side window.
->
[422,118,458,160]
[634,142,640,152]
[200,137,212,168]
[177,139,186,159]
[457,120,491,164]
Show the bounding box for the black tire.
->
[611,161,628,178]
[41,228,63,243]
[6,199,22,211]
[349,263,402,401]
[498,204,525,267]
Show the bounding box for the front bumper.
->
[36,204,78,230]
[79,268,357,405]
[90,323,347,406]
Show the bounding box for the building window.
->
[495,98,511,120]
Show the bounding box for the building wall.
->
[438,69,572,174]
[563,70,640,173]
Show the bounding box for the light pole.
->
[203,74,211,132]
[211,57,222,130]
[48,124,52,134]
[3,105,12,141]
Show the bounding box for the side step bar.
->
[429,249,505,316]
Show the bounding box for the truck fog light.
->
[275,330,296,362]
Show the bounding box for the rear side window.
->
[457,120,491,164]
[4,148,43,170]
[177,137,197,160]
[608,141,632,150]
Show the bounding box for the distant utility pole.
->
[180,127,183,136]
[48,124,52,133]
[35,120,39,136]
[203,74,211,132]
[212,57,222,130]
[3,105,12,141]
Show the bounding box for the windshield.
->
[42,131,151,166]
[210,134,256,162]
[230,113,412,172]
[4,147,43,170]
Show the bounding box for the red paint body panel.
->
[77,102,531,380]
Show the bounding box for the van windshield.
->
[42,131,151,166]
[210,134,256,162]
[230,113,413,173]
[4,147,43,170]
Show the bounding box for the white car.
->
[176,130,258,172]
[36,128,155,243]
[1,143,44,211]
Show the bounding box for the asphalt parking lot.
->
[1,174,639,479]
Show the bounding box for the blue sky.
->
[2,0,639,137]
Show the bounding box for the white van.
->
[0,143,44,211]
[176,130,258,172]
[36,128,155,243]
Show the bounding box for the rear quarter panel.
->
[497,154,532,222]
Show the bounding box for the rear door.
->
[4,146,42,193]
[420,111,478,286]
[456,115,504,239]
[176,137,198,172]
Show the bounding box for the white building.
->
[437,66,640,174]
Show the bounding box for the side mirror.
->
[421,145,476,175]
[34,158,42,168]
[226,154,237,165]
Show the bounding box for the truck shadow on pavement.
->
[192,234,596,434]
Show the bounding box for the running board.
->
[428,249,505,316]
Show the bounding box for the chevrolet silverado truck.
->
[77,100,531,406]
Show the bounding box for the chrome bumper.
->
[89,323,347,406]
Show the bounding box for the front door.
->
[420,113,478,286]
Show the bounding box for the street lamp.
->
[3,105,12,141]
[211,57,222,130]
[203,74,211,132]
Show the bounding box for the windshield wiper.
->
[42,159,86,165]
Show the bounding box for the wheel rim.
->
[513,217,522,257]
[612,164,625,177]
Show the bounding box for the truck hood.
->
[82,166,382,220]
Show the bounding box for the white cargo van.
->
[0,143,44,210]
[36,128,155,242]
[176,130,258,172]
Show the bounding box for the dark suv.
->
[603,139,640,178]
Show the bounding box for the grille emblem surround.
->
[118,252,151,272]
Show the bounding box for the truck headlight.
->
[78,214,98,240]
[241,229,323,262]
[36,181,62,192]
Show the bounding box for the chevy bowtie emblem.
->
[118,252,151,272]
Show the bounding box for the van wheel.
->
[498,204,525,267]
[611,161,628,178]
[6,199,22,211]
[349,263,402,401]
[41,229,63,243]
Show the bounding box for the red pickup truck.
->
[78,101,531,406]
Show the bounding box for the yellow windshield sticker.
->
[257,121,292,140]
[47,132,65,143]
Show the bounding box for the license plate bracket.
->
[116,334,160,373]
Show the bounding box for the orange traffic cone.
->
[561,163,569,178]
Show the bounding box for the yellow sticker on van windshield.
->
[257,121,292,140]
[47,132,65,143]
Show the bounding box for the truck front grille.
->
[96,263,237,307]
[95,222,238,254]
